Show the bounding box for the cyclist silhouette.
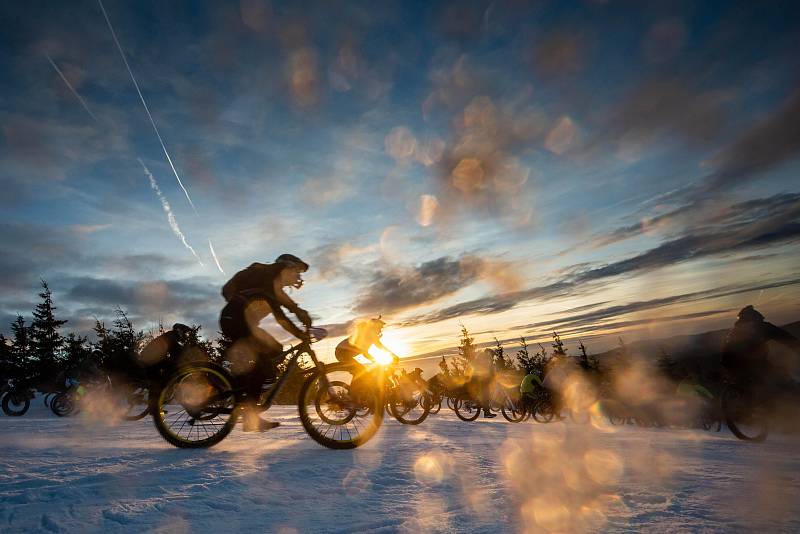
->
[721,305,800,390]
[220,254,312,432]
[335,317,398,372]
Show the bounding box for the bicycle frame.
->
[227,340,334,414]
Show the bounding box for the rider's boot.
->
[242,403,280,432]
[483,409,497,418]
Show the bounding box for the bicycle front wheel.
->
[152,364,238,449]
[299,363,384,449]
[454,395,481,422]
[501,397,526,423]
[722,387,769,442]
[389,388,431,425]
[121,384,150,421]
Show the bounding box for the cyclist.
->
[220,254,313,432]
[335,317,399,401]
[335,317,399,371]
[520,370,543,398]
[468,348,496,418]
[721,305,800,391]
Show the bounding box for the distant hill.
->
[592,321,800,377]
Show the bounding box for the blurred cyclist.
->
[721,305,800,391]
[220,254,312,432]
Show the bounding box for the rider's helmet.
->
[737,305,764,323]
[276,254,309,288]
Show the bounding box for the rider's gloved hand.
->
[295,307,312,328]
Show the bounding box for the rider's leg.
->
[241,332,283,431]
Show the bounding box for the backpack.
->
[222,262,278,302]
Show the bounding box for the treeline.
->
[0,280,224,389]
[438,324,601,380]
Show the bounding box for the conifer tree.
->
[63,333,91,368]
[0,333,11,379]
[10,315,31,380]
[492,337,512,371]
[551,332,568,358]
[516,337,535,373]
[438,355,451,377]
[29,280,67,379]
[450,324,475,377]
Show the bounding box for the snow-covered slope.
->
[1,400,799,533]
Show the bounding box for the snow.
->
[1,398,799,533]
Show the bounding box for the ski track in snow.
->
[1,399,799,533]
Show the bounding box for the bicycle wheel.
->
[2,393,30,416]
[315,381,356,425]
[532,399,556,423]
[50,392,75,417]
[501,397,526,423]
[722,387,769,442]
[390,388,431,425]
[299,362,384,449]
[152,364,238,449]
[121,384,150,421]
[428,396,442,415]
[454,395,481,421]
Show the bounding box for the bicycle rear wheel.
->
[152,364,238,449]
[299,363,384,449]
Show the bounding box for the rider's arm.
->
[272,280,311,326]
[269,298,308,341]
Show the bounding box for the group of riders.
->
[200,254,800,432]
[10,254,798,437]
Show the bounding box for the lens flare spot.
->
[414,454,445,485]
[545,116,576,155]
[342,468,372,497]
[451,158,485,193]
[584,449,624,485]
[416,194,439,227]
[529,496,570,532]
[385,126,417,162]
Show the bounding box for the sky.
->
[1,0,799,365]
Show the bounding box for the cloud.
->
[703,89,800,194]
[511,278,800,334]
[355,256,484,315]
[405,205,800,326]
[591,192,800,249]
[62,276,220,326]
[354,255,522,316]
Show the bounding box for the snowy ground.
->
[1,399,799,533]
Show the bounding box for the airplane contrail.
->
[208,239,225,274]
[98,0,198,216]
[45,54,98,122]
[139,159,204,267]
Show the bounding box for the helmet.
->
[276,254,308,289]
[275,254,309,272]
[370,316,386,330]
[737,305,764,323]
